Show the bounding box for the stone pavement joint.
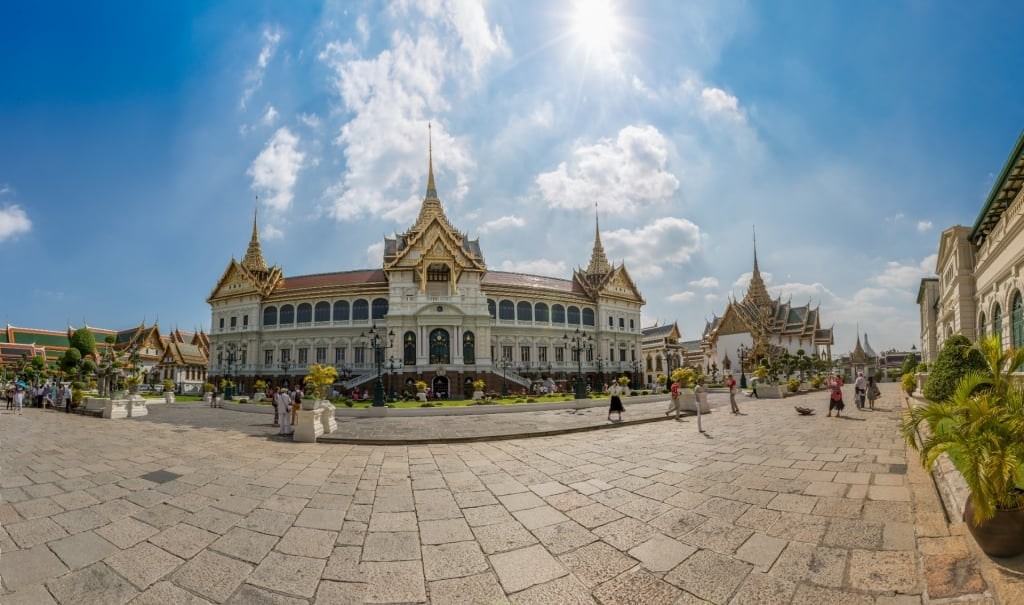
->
[0,383,1015,604]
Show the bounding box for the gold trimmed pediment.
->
[713,305,750,337]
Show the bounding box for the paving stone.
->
[454,490,499,508]
[0,584,59,605]
[105,542,184,590]
[236,508,296,536]
[50,489,101,511]
[766,493,818,514]
[728,573,797,605]
[368,511,418,532]
[883,521,916,550]
[472,520,539,554]
[49,530,120,569]
[647,508,707,537]
[212,495,261,516]
[149,522,219,558]
[734,532,788,570]
[420,517,474,544]
[428,572,508,605]
[508,575,596,604]
[172,549,254,602]
[295,507,344,531]
[248,552,326,598]
[734,506,781,531]
[95,517,159,549]
[765,511,828,544]
[5,517,69,548]
[362,531,421,561]
[768,542,847,587]
[923,553,988,599]
[490,544,568,593]
[680,518,754,555]
[848,549,919,592]
[533,520,598,555]
[565,502,624,529]
[422,541,489,580]
[692,496,751,522]
[500,491,547,511]
[261,494,309,515]
[210,526,280,563]
[464,504,516,527]
[312,581,367,605]
[790,584,873,605]
[591,516,657,550]
[131,503,189,528]
[360,561,426,604]
[46,562,138,605]
[627,533,696,572]
[591,568,681,605]
[185,506,243,534]
[271,526,336,559]
[558,540,637,587]
[0,544,69,591]
[665,548,752,604]
[823,518,884,549]
[323,545,364,582]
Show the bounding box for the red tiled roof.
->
[280,270,387,290]
[482,271,584,294]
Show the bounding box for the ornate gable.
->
[207,259,281,302]
[596,265,645,303]
[712,303,750,338]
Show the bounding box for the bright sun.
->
[571,0,621,56]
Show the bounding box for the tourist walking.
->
[13,387,24,415]
[854,372,866,410]
[694,377,707,433]
[665,379,681,418]
[291,386,303,425]
[866,376,880,410]
[608,382,624,422]
[827,375,844,417]
[726,374,739,414]
[61,384,71,413]
[274,387,293,435]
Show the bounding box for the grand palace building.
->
[206,146,646,398]
[920,129,1024,361]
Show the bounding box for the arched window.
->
[463,331,475,365]
[582,308,595,326]
[314,302,330,322]
[263,307,277,326]
[979,312,987,340]
[429,329,450,364]
[535,303,549,322]
[404,331,416,365]
[567,306,581,325]
[353,299,369,321]
[552,304,566,324]
[333,300,350,321]
[1013,292,1024,350]
[994,304,1003,350]
[498,300,514,320]
[487,299,496,318]
[517,301,533,322]
[279,304,295,324]
[296,303,312,323]
[372,298,389,319]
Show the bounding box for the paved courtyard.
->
[0,384,1009,604]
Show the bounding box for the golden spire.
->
[586,204,611,276]
[241,198,268,273]
[743,225,771,310]
[425,122,438,200]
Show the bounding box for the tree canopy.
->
[69,327,97,358]
[922,334,986,403]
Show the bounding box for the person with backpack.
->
[665,379,681,418]
[291,386,303,426]
[854,372,867,410]
[827,374,844,417]
[866,376,880,410]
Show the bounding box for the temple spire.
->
[743,225,771,310]
[241,198,268,273]
[425,122,438,200]
[586,204,611,276]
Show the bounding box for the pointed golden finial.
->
[241,194,268,273]
[425,122,438,200]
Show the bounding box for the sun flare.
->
[571,0,621,55]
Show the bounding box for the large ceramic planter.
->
[300,398,317,411]
[417,391,427,402]
[472,390,484,401]
[963,495,1024,557]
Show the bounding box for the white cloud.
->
[498,259,568,278]
[262,224,284,240]
[366,241,384,266]
[0,184,10,195]
[262,105,279,125]
[478,215,524,233]
[733,271,773,289]
[700,87,744,122]
[689,276,719,288]
[873,254,937,290]
[248,127,306,212]
[535,125,680,213]
[241,26,282,109]
[916,220,933,232]
[355,14,370,45]
[319,0,507,222]
[886,212,906,222]
[298,113,321,128]
[602,217,703,279]
[668,291,695,302]
[0,204,31,242]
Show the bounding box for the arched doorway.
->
[432,376,449,399]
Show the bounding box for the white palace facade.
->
[920,129,1024,361]
[207,149,645,398]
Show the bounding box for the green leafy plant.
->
[472,379,486,390]
[414,380,428,391]
[202,382,214,393]
[923,335,986,403]
[670,367,697,388]
[902,335,1024,523]
[304,364,339,400]
[617,375,630,386]
[787,378,800,393]
[901,373,916,395]
[162,379,175,391]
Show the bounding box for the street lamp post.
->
[278,360,292,389]
[362,323,395,407]
[222,343,238,400]
[595,355,604,392]
[564,328,592,400]
[385,357,402,402]
[498,357,514,397]
[737,344,750,389]
[630,359,641,390]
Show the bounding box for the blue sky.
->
[1,1,1022,354]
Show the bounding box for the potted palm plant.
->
[902,335,1024,557]
[415,380,428,402]
[472,379,486,400]
[303,364,338,410]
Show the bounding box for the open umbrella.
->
[15,380,28,388]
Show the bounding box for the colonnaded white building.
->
[207,147,645,398]
[921,129,1024,361]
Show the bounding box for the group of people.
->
[271,385,304,436]
[827,371,881,417]
[4,383,73,414]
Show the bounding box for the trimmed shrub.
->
[921,334,986,403]
[901,372,916,395]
